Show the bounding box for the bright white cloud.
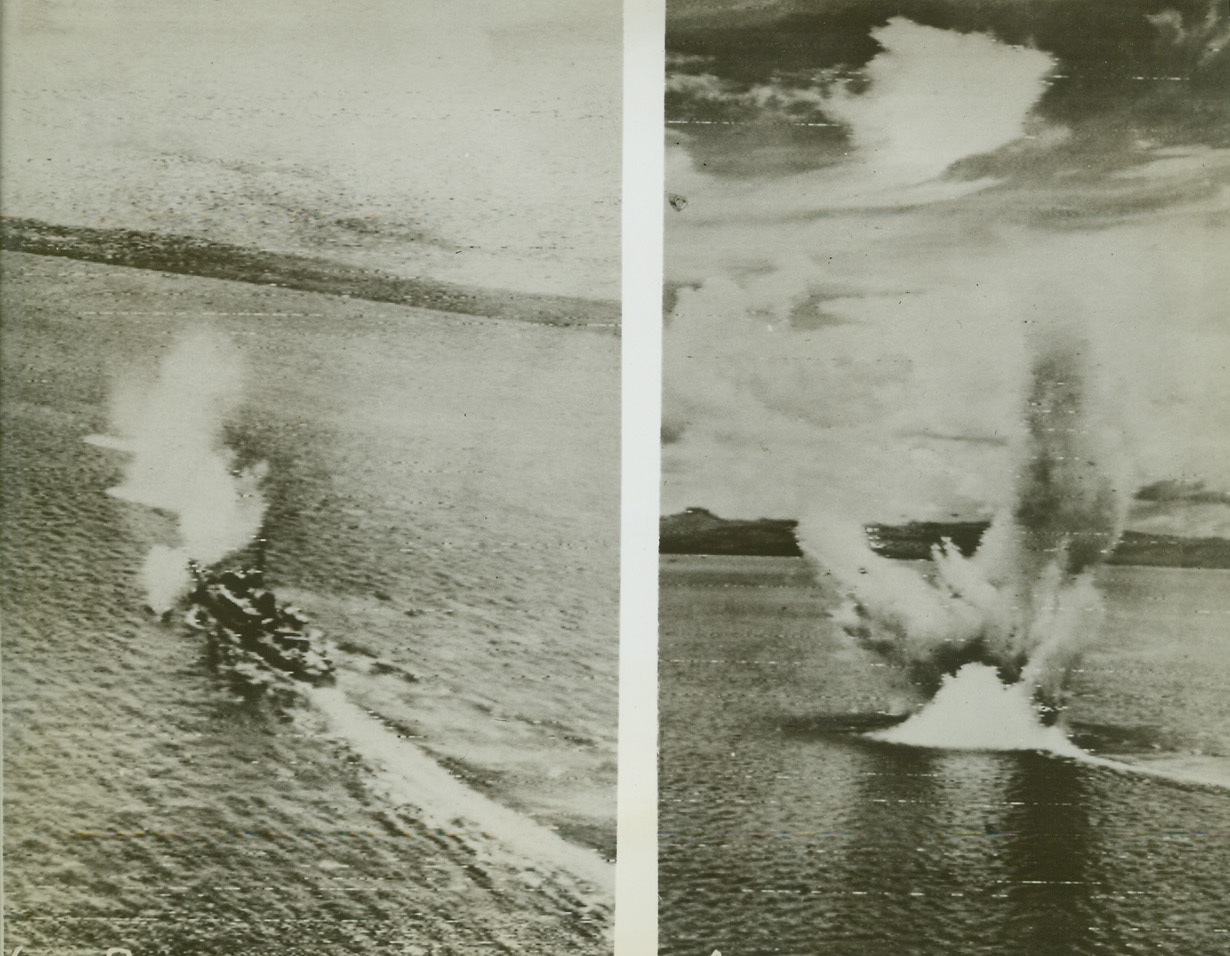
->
[824,18,1056,184]
[667,18,1059,233]
[663,19,1230,537]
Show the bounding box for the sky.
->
[661,1,1230,538]
[1,0,620,299]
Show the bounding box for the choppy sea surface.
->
[2,251,618,954]
[660,554,1230,956]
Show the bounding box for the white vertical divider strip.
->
[616,0,664,952]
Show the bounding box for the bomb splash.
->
[802,331,1127,730]
[85,329,266,612]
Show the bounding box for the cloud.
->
[822,18,1055,184]
[667,70,844,125]
[663,18,1230,536]
[1148,1,1230,82]
[665,199,1230,520]
[1135,479,1230,505]
[1128,478,1230,536]
[666,18,1060,248]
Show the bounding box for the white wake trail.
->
[306,686,615,896]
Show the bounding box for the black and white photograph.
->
[2,2,620,953]
[659,2,1229,954]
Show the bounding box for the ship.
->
[183,561,336,694]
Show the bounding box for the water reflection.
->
[998,752,1098,956]
[830,743,1102,956]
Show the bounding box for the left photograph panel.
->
[1,2,620,953]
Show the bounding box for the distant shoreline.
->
[660,508,1230,569]
[1,217,619,330]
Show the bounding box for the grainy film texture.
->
[659,3,1230,954]
[1,2,621,953]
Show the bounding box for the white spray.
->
[86,330,266,611]
[802,332,1128,740]
[662,18,1225,749]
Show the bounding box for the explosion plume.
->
[802,331,1127,718]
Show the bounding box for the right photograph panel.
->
[658,3,1230,955]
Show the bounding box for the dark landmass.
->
[1,217,619,330]
[1105,532,1230,569]
[660,507,802,556]
[660,508,1230,569]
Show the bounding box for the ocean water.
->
[660,555,1230,956]
[2,251,618,953]
[2,1,621,301]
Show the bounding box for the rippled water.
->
[4,1,621,301]
[2,251,618,953]
[660,555,1230,956]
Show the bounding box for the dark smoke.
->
[1013,341,1122,577]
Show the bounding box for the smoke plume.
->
[89,330,266,611]
[801,332,1127,712]
[663,15,1228,740]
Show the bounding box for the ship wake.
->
[307,686,615,898]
